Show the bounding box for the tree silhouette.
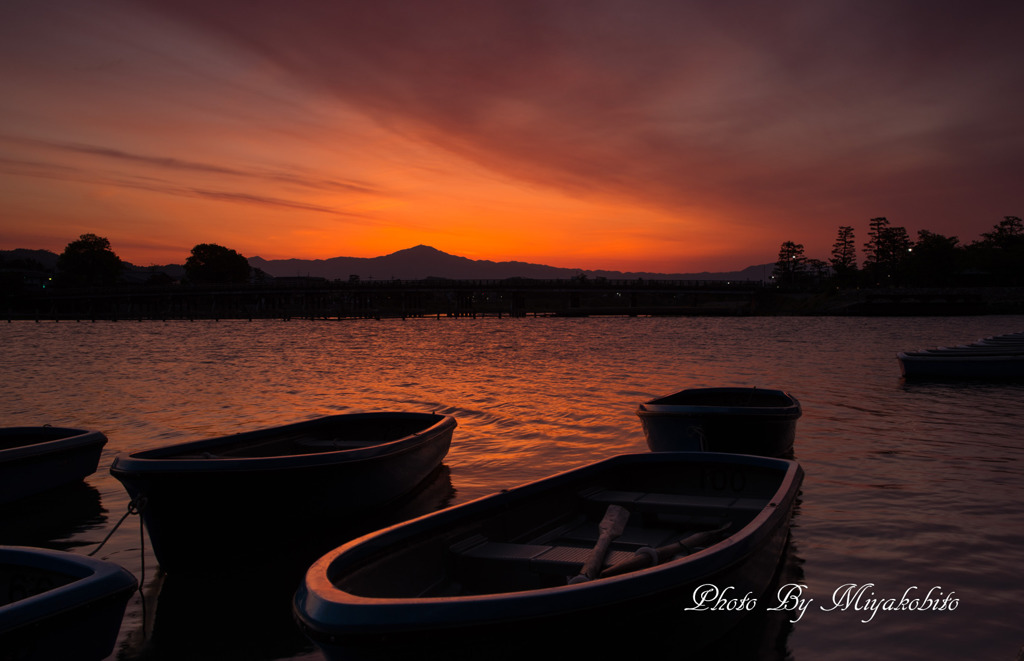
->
[56,233,123,287]
[863,218,912,285]
[184,243,251,284]
[862,216,890,280]
[830,225,857,285]
[981,216,1023,246]
[772,241,806,286]
[908,230,960,286]
[969,216,1024,283]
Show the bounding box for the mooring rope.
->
[88,498,141,557]
[81,496,151,636]
[137,500,147,629]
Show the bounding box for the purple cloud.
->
[137,0,1024,235]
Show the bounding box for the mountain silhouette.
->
[3,245,769,282]
[249,245,769,282]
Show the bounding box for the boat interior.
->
[445,488,765,595]
[0,428,83,451]
[0,562,77,607]
[651,389,792,407]
[334,469,779,599]
[155,417,438,459]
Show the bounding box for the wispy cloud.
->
[57,141,381,196]
[182,188,357,216]
[140,0,1024,227]
[1,135,383,197]
[3,0,1023,267]
[0,149,374,220]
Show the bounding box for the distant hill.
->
[3,245,770,283]
[249,245,770,282]
[0,248,184,283]
[0,248,60,270]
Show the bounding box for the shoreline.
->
[4,283,1023,321]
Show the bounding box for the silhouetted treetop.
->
[184,243,251,284]
[772,241,806,285]
[968,216,1024,284]
[56,233,123,287]
[830,225,857,284]
[908,230,960,286]
[980,216,1023,247]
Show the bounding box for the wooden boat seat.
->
[552,519,680,550]
[451,535,637,575]
[581,487,766,514]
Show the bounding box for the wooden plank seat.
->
[580,487,766,514]
[451,535,637,575]
[547,519,681,550]
[448,488,752,581]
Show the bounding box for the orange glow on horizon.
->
[3,2,1021,274]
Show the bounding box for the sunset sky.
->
[2,1,1022,273]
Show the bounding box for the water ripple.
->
[2,315,1024,660]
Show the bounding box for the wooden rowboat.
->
[110,412,456,572]
[294,452,803,659]
[636,387,802,457]
[0,546,137,661]
[0,427,107,505]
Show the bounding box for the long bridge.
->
[4,278,764,321]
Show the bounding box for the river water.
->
[2,315,1022,660]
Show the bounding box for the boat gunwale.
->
[109,412,456,474]
[636,387,802,419]
[295,452,803,634]
[0,546,138,632]
[0,428,107,463]
[898,351,1024,361]
[637,403,802,418]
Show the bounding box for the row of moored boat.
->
[897,330,1024,380]
[5,387,806,658]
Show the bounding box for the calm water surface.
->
[2,316,1023,660]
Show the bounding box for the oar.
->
[569,504,630,583]
[599,522,731,579]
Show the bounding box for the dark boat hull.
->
[0,427,107,505]
[109,412,456,572]
[0,546,137,661]
[898,330,1024,380]
[898,352,1024,380]
[294,452,803,659]
[637,387,802,457]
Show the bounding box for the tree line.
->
[6,219,1023,292]
[24,234,254,288]
[772,216,1024,288]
